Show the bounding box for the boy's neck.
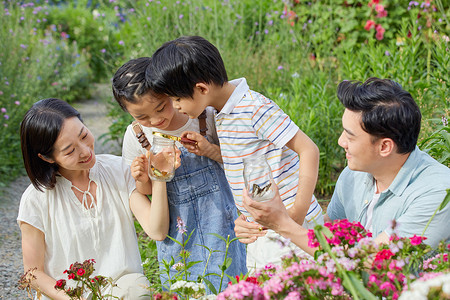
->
[211,82,236,112]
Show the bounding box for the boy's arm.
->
[285,129,320,225]
[130,181,169,241]
[181,131,223,163]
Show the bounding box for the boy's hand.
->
[180,131,223,163]
[131,154,149,183]
[180,131,209,155]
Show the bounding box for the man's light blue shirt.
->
[328,147,450,247]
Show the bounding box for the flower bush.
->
[218,220,449,300]
[54,259,115,300]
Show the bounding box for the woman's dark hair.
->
[146,35,228,98]
[337,77,421,154]
[20,98,82,191]
[112,57,153,111]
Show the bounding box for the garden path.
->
[0,84,120,299]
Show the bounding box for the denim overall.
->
[156,146,247,293]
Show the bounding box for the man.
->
[236,77,450,253]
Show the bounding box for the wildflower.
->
[277,65,283,70]
[364,20,376,31]
[172,262,184,271]
[179,14,183,19]
[100,48,106,53]
[1,108,6,113]
[118,40,124,45]
[55,279,66,289]
[176,216,186,234]
[77,268,85,276]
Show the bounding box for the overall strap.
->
[198,110,207,136]
[131,121,151,150]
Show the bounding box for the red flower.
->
[364,20,376,31]
[54,279,66,289]
[409,235,427,246]
[77,268,85,276]
[68,273,75,280]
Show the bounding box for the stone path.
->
[0,84,120,299]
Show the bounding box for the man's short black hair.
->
[146,36,228,98]
[337,77,421,154]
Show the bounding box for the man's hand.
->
[234,214,267,244]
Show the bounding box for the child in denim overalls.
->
[112,57,247,293]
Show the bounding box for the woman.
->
[18,98,171,300]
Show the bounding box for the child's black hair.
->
[112,57,152,111]
[146,36,228,98]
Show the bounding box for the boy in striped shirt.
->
[146,35,324,271]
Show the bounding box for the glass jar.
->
[242,155,275,202]
[148,135,176,182]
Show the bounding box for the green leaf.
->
[345,272,378,300]
[203,278,217,295]
[438,189,450,211]
[208,232,227,242]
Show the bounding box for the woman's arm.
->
[20,222,72,300]
[130,181,169,241]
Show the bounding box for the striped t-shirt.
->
[215,78,322,222]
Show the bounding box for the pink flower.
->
[375,4,385,13]
[77,268,85,276]
[176,216,186,234]
[364,20,376,31]
[409,234,426,245]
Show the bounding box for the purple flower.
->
[4,115,9,120]
[277,65,283,70]
[15,101,20,105]
[179,14,183,19]
[176,217,186,234]
[1,108,6,113]
[118,40,124,45]
[385,51,390,56]
[100,48,106,53]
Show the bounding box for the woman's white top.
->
[17,154,142,285]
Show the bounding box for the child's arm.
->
[130,181,169,241]
[130,154,152,195]
[285,129,320,225]
[180,131,223,163]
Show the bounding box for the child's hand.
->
[234,214,266,244]
[180,131,223,163]
[180,131,209,155]
[131,154,149,183]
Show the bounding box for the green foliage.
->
[0,1,91,186]
[41,2,123,81]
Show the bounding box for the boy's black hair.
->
[337,77,421,154]
[145,36,228,98]
[20,98,82,191]
[112,57,152,111]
